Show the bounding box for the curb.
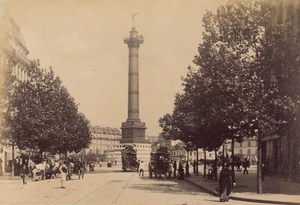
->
[185,178,300,205]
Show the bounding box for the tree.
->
[9,60,91,156]
[192,0,299,193]
[160,0,299,193]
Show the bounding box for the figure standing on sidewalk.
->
[219,163,235,202]
[193,160,196,174]
[139,161,145,177]
[173,161,177,178]
[242,158,249,174]
[177,162,184,180]
[185,161,190,177]
[262,163,267,181]
[77,160,85,180]
[20,164,27,185]
[136,160,140,173]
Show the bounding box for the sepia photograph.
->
[0,0,300,204]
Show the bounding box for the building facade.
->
[89,126,122,155]
[0,7,30,81]
[262,0,300,180]
[224,138,258,164]
[0,6,30,174]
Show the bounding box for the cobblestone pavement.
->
[0,165,260,205]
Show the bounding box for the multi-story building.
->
[224,138,258,164]
[262,0,300,179]
[89,126,122,155]
[0,6,29,81]
[0,5,30,174]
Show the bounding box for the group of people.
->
[56,160,86,189]
[18,157,86,189]
[137,159,191,179]
[173,160,191,179]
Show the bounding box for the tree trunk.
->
[222,143,225,168]
[196,146,199,175]
[257,133,263,194]
[203,149,206,178]
[231,138,235,181]
[11,142,14,180]
[214,149,218,182]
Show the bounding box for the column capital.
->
[124,27,143,48]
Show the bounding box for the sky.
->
[5,0,226,136]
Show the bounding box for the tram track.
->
[110,171,135,205]
[67,171,135,205]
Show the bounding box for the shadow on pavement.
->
[129,179,199,196]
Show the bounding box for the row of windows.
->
[113,144,150,149]
[239,141,257,147]
[91,134,121,140]
[90,145,116,151]
[90,143,151,151]
[239,148,258,155]
[92,139,120,145]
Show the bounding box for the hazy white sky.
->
[6,0,226,136]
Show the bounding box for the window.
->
[248,142,251,147]
[240,142,243,147]
[248,149,251,155]
[240,149,243,154]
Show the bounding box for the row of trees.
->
[0,59,91,157]
[159,0,300,193]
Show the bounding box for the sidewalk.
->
[185,166,300,204]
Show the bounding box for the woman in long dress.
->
[219,163,235,202]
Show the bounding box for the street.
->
[0,166,264,205]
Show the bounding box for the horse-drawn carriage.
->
[149,147,171,179]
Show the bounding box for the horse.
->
[31,161,46,181]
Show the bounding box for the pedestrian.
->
[77,160,85,180]
[236,160,242,171]
[139,161,145,177]
[242,158,249,174]
[185,161,190,177]
[136,160,140,173]
[99,161,102,167]
[193,160,196,174]
[173,160,177,178]
[0,157,3,177]
[168,162,173,178]
[177,162,184,180]
[262,163,267,181]
[67,161,74,180]
[59,161,68,189]
[219,163,236,202]
[20,164,27,185]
